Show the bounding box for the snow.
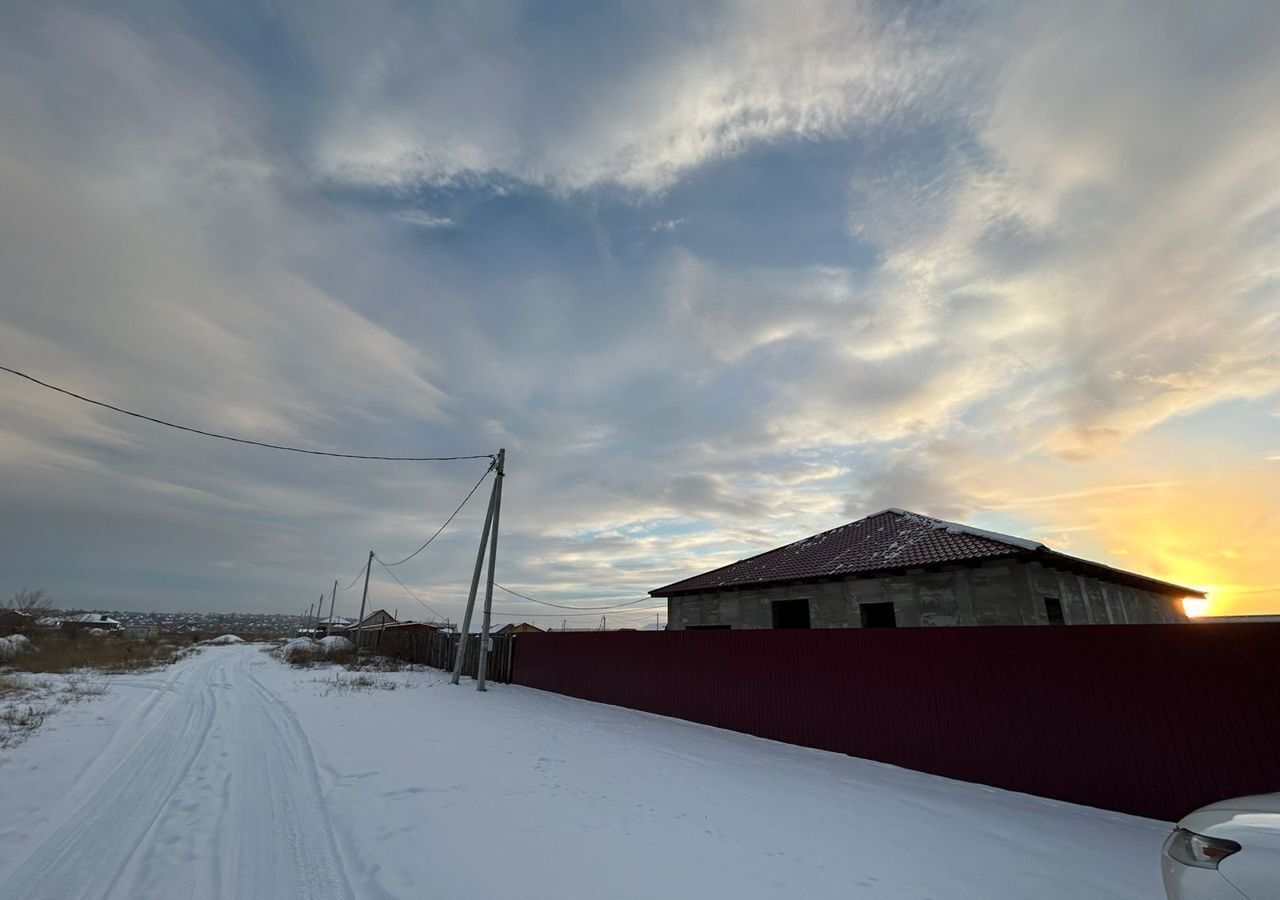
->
[0,634,33,662]
[0,645,1171,899]
[282,637,319,661]
[64,613,123,626]
[206,634,245,645]
[319,635,354,655]
[873,508,1047,552]
[0,634,32,661]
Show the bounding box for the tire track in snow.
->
[0,649,219,900]
[0,647,354,900]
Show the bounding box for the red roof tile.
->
[650,508,1202,598]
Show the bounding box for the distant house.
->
[350,609,397,630]
[492,623,544,636]
[310,616,355,638]
[61,613,123,632]
[123,624,159,641]
[339,609,399,648]
[652,508,1200,630]
[378,621,441,634]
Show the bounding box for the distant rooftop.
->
[651,508,1203,599]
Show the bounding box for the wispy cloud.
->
[393,210,456,227]
[0,1,1277,620]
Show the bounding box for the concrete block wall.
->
[665,559,1189,629]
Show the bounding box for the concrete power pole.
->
[327,580,337,637]
[476,449,505,692]
[451,454,500,685]
[354,551,373,654]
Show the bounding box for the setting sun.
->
[1182,597,1212,618]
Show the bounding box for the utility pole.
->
[354,550,373,655]
[327,580,337,637]
[452,456,499,685]
[305,603,313,635]
[476,449,505,691]
[315,593,324,634]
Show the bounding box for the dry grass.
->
[10,633,187,674]
[347,653,406,672]
[314,671,400,696]
[0,672,111,749]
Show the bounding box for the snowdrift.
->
[0,633,33,662]
[207,635,245,645]
[319,636,354,655]
[282,638,320,661]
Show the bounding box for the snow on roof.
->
[317,616,355,626]
[872,509,1044,552]
[65,613,122,625]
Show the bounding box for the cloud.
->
[393,210,456,227]
[0,1,1277,623]
[311,0,966,192]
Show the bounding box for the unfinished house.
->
[652,509,1199,630]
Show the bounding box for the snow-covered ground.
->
[0,644,1171,899]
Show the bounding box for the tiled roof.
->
[650,508,1202,598]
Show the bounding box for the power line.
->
[491,606,666,619]
[493,582,660,611]
[378,462,495,566]
[372,555,449,621]
[337,558,371,593]
[0,366,494,462]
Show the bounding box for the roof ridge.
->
[860,507,1044,552]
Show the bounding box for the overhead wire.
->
[0,366,494,462]
[493,582,661,611]
[490,608,665,619]
[372,555,450,621]
[378,461,495,566]
[337,558,371,593]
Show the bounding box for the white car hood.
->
[1180,793,1280,840]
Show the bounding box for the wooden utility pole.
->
[476,449,505,692]
[452,457,498,685]
[354,550,373,654]
[315,593,324,634]
[327,580,337,636]
[305,603,313,635]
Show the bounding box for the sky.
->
[0,0,1277,624]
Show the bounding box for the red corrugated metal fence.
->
[510,623,1280,821]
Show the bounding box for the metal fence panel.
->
[509,623,1280,821]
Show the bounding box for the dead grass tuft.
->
[0,672,111,749]
[11,634,187,674]
[315,671,400,696]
